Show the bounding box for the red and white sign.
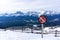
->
[38,15,46,24]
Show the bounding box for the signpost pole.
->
[41,24,44,38]
[38,15,46,38]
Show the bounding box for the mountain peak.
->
[0,10,60,16]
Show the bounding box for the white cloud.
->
[0,0,60,13]
[54,18,59,21]
[50,18,59,22]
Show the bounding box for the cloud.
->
[54,18,59,21]
[50,18,59,22]
[0,0,60,13]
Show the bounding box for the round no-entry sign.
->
[38,15,46,24]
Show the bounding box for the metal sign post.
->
[41,24,44,38]
[38,15,46,38]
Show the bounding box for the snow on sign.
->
[38,15,46,24]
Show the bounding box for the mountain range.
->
[0,11,60,29]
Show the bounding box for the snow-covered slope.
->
[0,30,60,40]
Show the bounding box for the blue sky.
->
[0,0,60,13]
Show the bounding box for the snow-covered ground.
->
[0,28,60,40]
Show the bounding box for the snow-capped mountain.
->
[0,10,60,17]
[0,11,60,29]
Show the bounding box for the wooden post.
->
[55,30,57,37]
